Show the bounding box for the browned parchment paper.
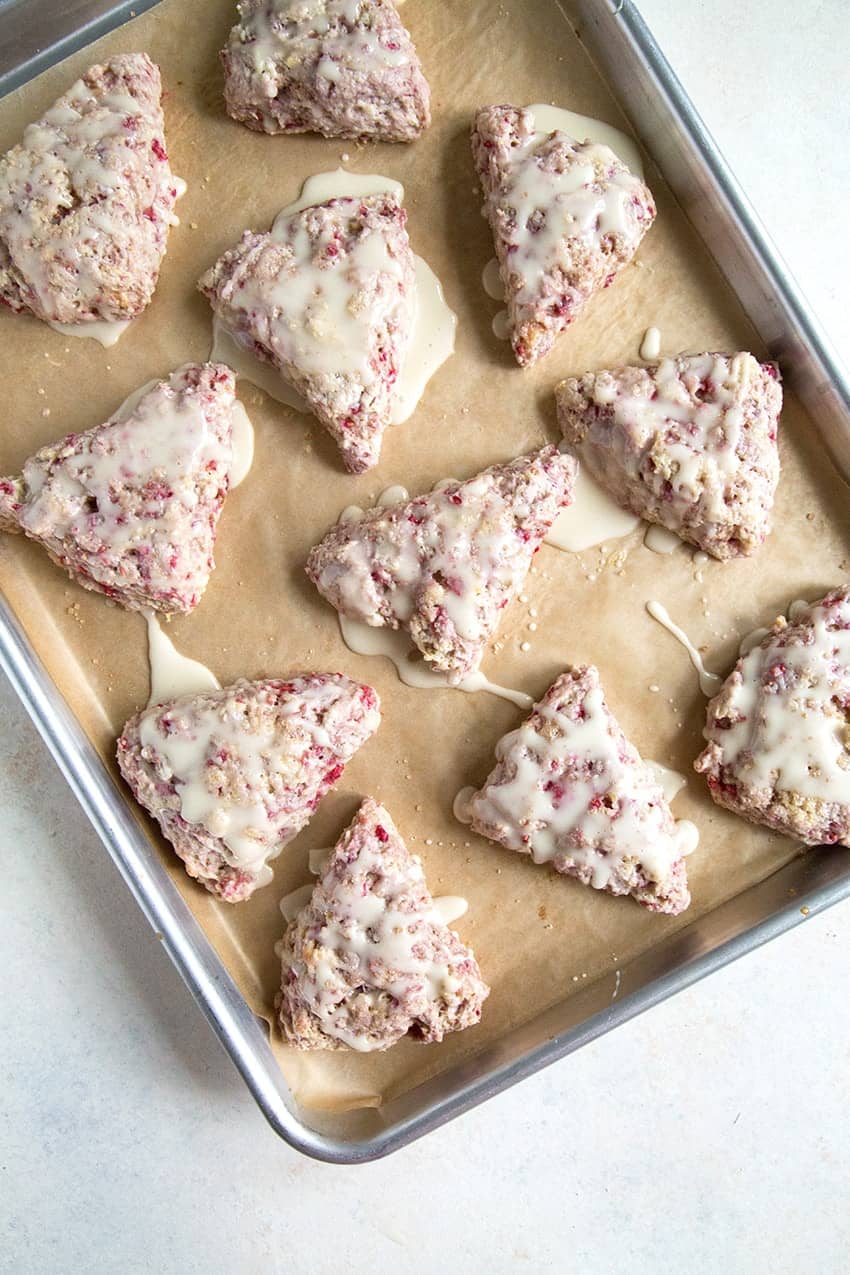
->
[2,0,849,1112]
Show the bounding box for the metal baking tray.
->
[2,0,849,1164]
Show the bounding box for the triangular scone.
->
[199,193,415,474]
[0,364,239,614]
[277,797,488,1051]
[471,105,655,367]
[466,666,697,914]
[117,676,381,902]
[222,0,430,141]
[696,588,850,845]
[306,445,577,682]
[556,352,782,559]
[0,53,183,329]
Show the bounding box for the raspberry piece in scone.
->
[465,665,697,915]
[0,364,241,614]
[222,0,430,141]
[556,352,782,559]
[117,675,381,902]
[277,797,488,1051]
[0,53,182,329]
[695,588,850,845]
[198,193,415,474]
[471,104,655,367]
[305,445,577,683]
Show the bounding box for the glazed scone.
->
[695,588,850,845]
[556,352,782,559]
[0,364,241,614]
[277,797,488,1050]
[465,666,697,914]
[0,53,182,332]
[199,192,415,474]
[471,104,656,367]
[117,675,381,902]
[306,445,577,683]
[222,0,430,141]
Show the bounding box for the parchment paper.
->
[2,0,848,1111]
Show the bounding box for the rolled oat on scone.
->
[471,104,655,368]
[117,675,381,902]
[199,192,415,474]
[556,352,782,559]
[0,53,182,331]
[222,0,430,141]
[695,588,850,845]
[464,665,698,915]
[305,445,577,683]
[0,364,241,614]
[277,797,489,1051]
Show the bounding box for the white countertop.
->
[2,3,849,1271]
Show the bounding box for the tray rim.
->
[1,0,849,1164]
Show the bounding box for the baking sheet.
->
[2,0,848,1112]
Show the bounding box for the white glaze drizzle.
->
[228,401,255,488]
[302,841,466,924]
[433,896,468,924]
[481,257,504,301]
[491,310,512,341]
[646,600,722,696]
[336,486,406,521]
[586,353,761,532]
[458,761,687,822]
[393,257,456,423]
[213,171,455,424]
[241,0,411,91]
[285,880,467,929]
[545,464,640,552]
[210,319,309,412]
[47,317,132,348]
[19,375,233,571]
[708,594,850,803]
[111,376,158,421]
[525,103,644,177]
[489,105,646,323]
[308,845,332,874]
[644,524,682,555]
[453,785,476,825]
[267,186,400,383]
[466,681,698,885]
[113,369,252,489]
[481,102,643,318]
[377,484,408,506]
[327,466,554,706]
[644,760,687,802]
[738,625,771,657]
[338,504,364,524]
[274,168,404,219]
[43,169,186,348]
[144,610,220,708]
[307,891,461,1053]
[137,678,340,877]
[640,325,661,360]
[8,78,184,335]
[280,883,317,922]
[338,614,532,709]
